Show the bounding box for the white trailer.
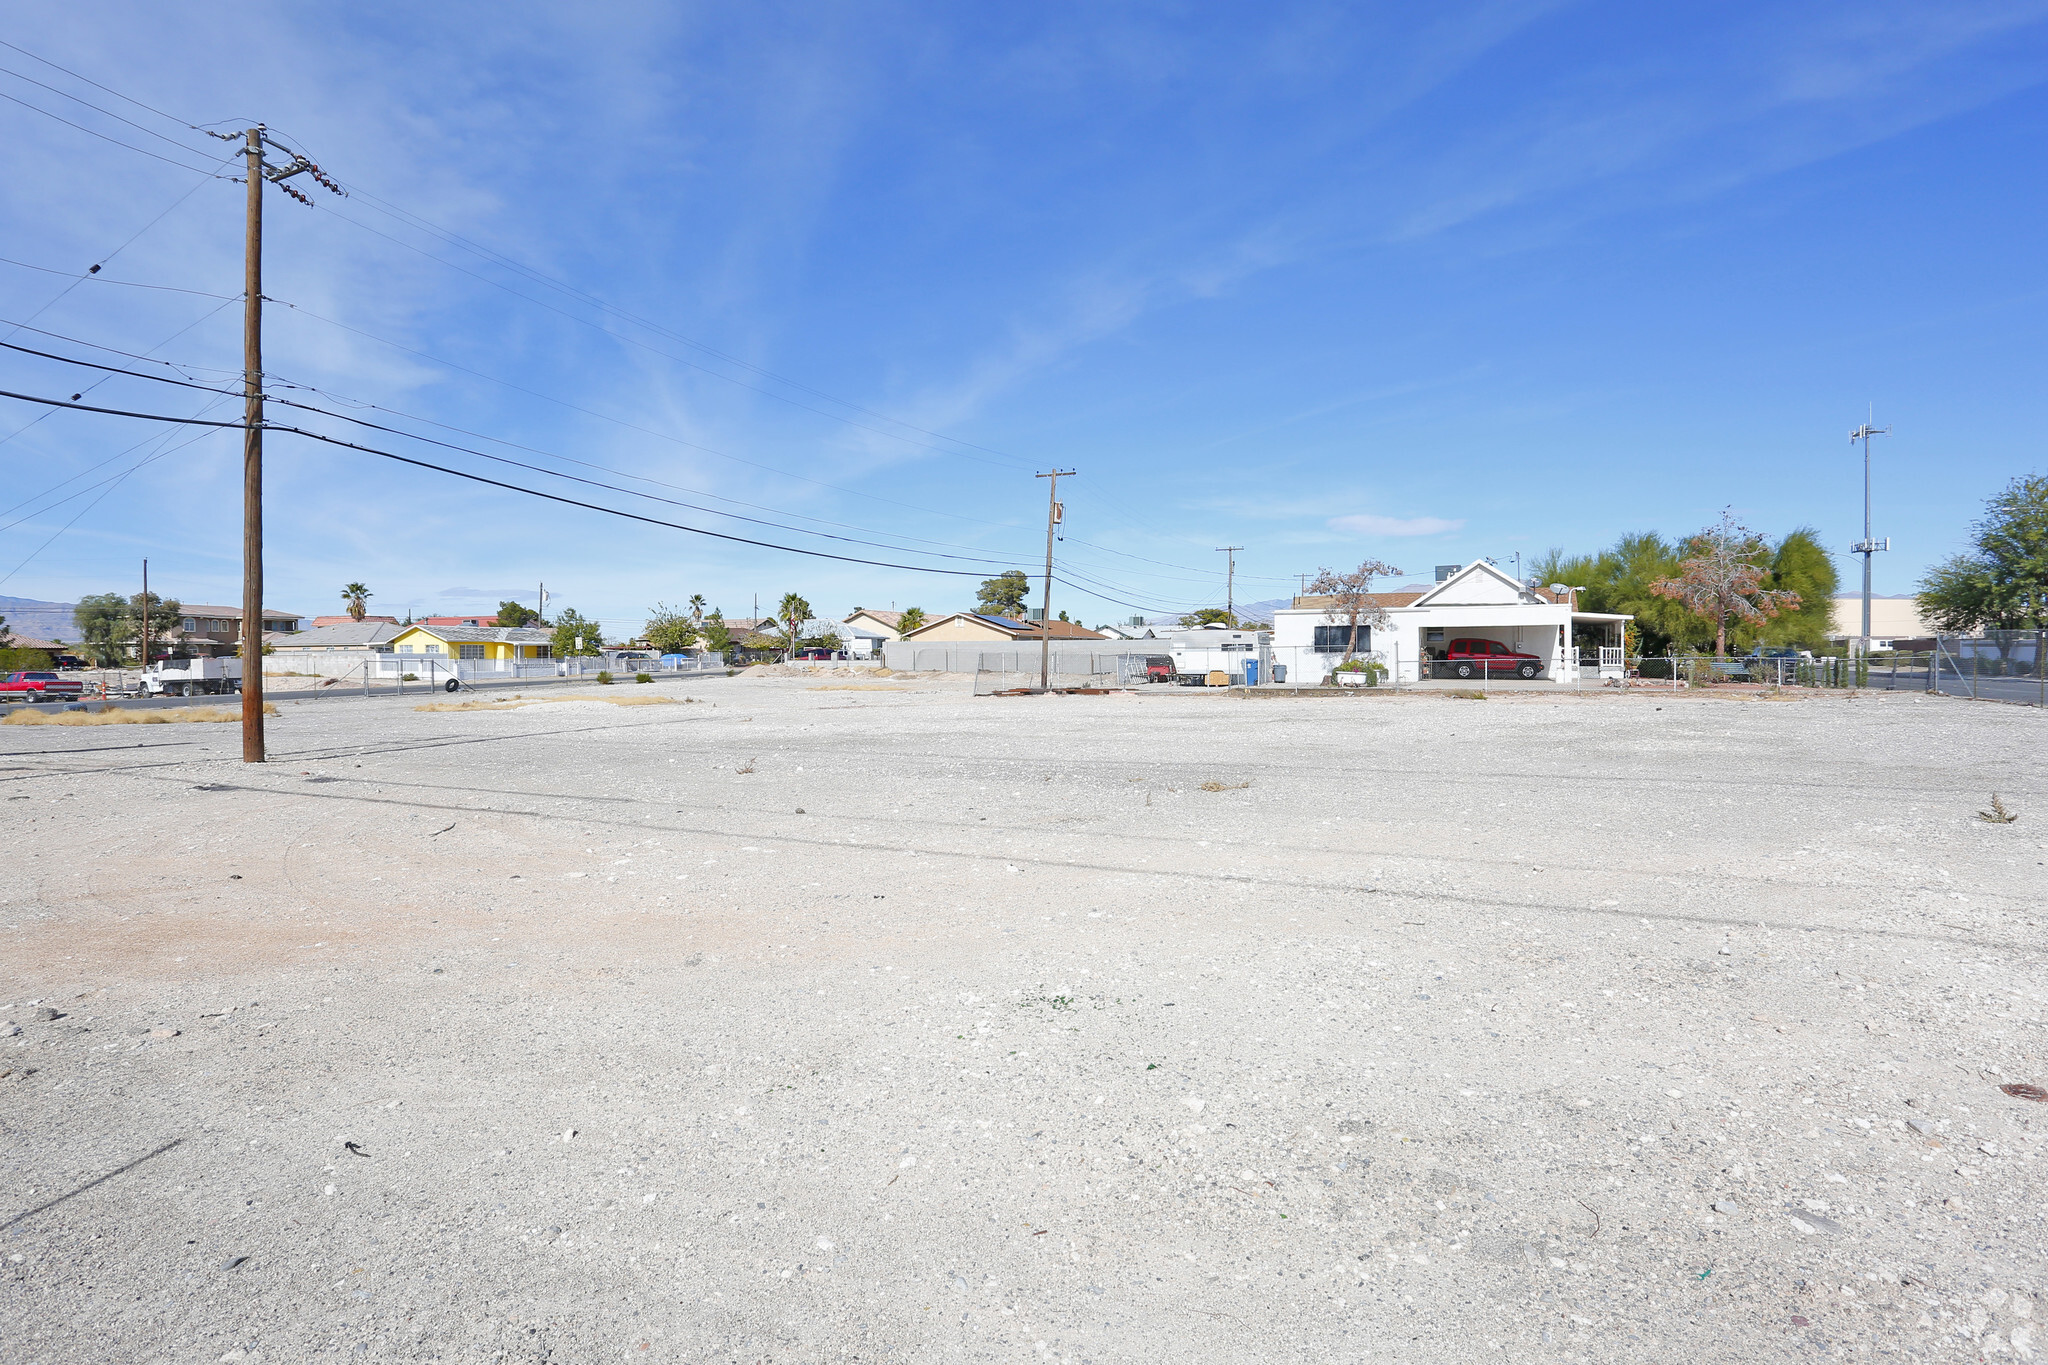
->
[144,656,243,696]
[1164,626,1271,685]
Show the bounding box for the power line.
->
[269,296,1034,533]
[0,255,241,300]
[0,384,992,576]
[269,395,1016,567]
[0,38,218,133]
[0,62,222,157]
[2,321,1040,565]
[305,199,1030,472]
[0,297,240,451]
[0,87,226,175]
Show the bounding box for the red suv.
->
[1440,639,1543,680]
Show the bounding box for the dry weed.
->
[4,703,278,726]
[414,694,682,713]
[1445,689,1488,701]
[805,684,910,692]
[1198,779,1252,792]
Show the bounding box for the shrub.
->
[634,672,653,684]
[0,647,55,671]
[597,670,614,685]
[401,672,418,681]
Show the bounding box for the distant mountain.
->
[0,595,80,643]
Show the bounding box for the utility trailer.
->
[144,656,243,696]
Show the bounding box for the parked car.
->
[795,649,844,661]
[1142,655,1174,682]
[0,671,86,702]
[52,654,88,670]
[1439,639,1543,680]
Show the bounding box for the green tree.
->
[495,600,541,628]
[1751,528,1838,650]
[550,609,604,657]
[777,592,812,660]
[340,582,372,621]
[1178,607,1238,629]
[701,609,733,654]
[0,611,10,647]
[1917,473,2048,632]
[74,593,129,665]
[975,570,1031,618]
[897,606,926,633]
[643,602,700,654]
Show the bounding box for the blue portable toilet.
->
[1243,659,1260,685]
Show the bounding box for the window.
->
[529,644,552,659]
[459,644,485,659]
[423,644,443,654]
[181,618,195,632]
[1313,624,1370,653]
[398,644,414,654]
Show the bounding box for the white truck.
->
[144,656,243,696]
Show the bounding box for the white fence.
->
[883,641,1150,674]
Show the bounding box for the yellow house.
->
[388,623,555,666]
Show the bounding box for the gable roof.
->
[1289,592,1425,611]
[393,624,554,644]
[902,612,1106,640]
[1410,559,1548,608]
[845,608,903,628]
[274,621,405,648]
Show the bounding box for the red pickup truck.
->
[1438,639,1544,680]
[0,671,86,703]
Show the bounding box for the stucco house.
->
[1268,560,1631,685]
[899,613,1106,644]
[386,623,554,670]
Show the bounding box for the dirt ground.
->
[2,675,2044,1363]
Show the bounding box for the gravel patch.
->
[2,676,2044,1361]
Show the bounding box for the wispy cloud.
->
[1329,513,1465,537]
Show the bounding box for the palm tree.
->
[688,593,706,627]
[341,582,372,622]
[778,592,812,661]
[897,606,926,633]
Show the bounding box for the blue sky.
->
[3,2,2045,635]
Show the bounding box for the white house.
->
[1268,560,1631,686]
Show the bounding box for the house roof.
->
[178,604,302,620]
[273,621,406,648]
[311,615,400,627]
[394,624,554,644]
[1289,592,1426,611]
[846,608,903,628]
[902,612,1106,641]
[419,615,501,626]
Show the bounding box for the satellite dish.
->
[1549,583,1569,595]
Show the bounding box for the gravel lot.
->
[3,674,2045,1363]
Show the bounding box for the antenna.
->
[1848,413,1892,658]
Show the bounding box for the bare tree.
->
[1307,559,1404,662]
[1650,508,1800,656]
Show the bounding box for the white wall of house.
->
[1269,561,1585,685]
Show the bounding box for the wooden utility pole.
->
[240,126,266,761]
[1216,546,1242,621]
[219,123,337,760]
[140,558,149,671]
[1035,470,1075,691]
